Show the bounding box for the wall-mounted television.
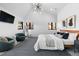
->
[0,10,15,24]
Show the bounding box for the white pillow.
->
[54,34,62,38]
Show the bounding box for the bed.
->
[34,33,76,51]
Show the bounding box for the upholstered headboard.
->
[60,30,79,33]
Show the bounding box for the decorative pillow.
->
[57,32,65,35]
[0,36,8,42]
[57,32,60,34]
[62,33,69,39]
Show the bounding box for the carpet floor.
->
[2,37,71,56]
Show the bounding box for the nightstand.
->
[74,40,79,52]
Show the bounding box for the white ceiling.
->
[0,3,68,18]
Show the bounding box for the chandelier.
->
[32,3,57,15]
[32,3,42,12]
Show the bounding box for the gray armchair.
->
[0,37,14,52]
[16,33,26,42]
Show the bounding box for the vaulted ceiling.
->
[0,3,68,19]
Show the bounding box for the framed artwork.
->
[53,22,57,30]
[26,21,33,30]
[48,23,51,30]
[48,22,56,30]
[66,15,76,28]
[62,20,66,27]
[18,21,23,30]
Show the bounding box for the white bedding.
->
[34,34,64,51]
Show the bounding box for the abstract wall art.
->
[18,21,23,30]
[26,21,33,30]
[62,20,66,27]
[66,15,76,28]
[48,22,56,30]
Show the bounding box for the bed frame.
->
[64,45,74,48]
[60,29,79,48]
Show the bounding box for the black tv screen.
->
[0,10,15,24]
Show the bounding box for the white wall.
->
[0,7,24,36]
[26,11,57,36]
[57,3,79,30]
[0,5,57,37]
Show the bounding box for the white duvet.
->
[34,34,64,51]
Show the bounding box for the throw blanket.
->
[34,34,64,51]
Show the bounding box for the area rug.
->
[2,37,71,56]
